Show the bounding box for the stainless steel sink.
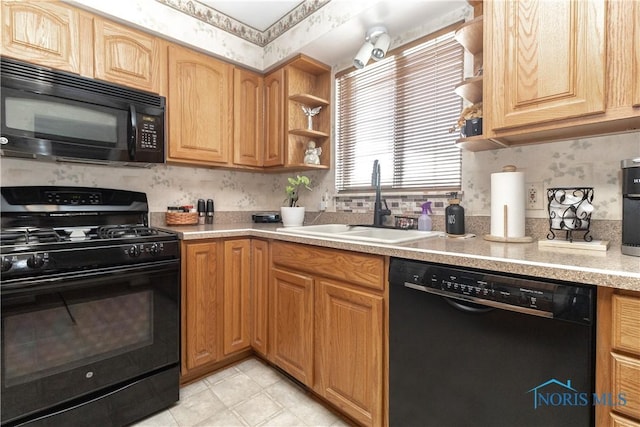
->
[276,224,442,244]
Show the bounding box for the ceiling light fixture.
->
[353,26,390,69]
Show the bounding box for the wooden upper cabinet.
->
[487,0,606,130]
[233,68,264,167]
[264,68,286,167]
[1,1,84,74]
[634,1,640,108]
[93,18,164,94]
[167,44,233,165]
[222,239,251,356]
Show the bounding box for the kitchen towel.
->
[490,166,526,238]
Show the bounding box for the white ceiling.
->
[301,0,468,67]
[200,0,303,31]
[197,0,469,67]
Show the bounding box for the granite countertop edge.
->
[155,222,640,291]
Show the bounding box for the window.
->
[335,25,464,192]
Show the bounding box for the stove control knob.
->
[27,254,45,269]
[149,243,160,256]
[1,257,13,272]
[129,245,141,258]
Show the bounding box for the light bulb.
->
[353,41,374,69]
[371,33,390,60]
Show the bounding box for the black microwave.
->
[0,57,165,167]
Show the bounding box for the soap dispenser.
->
[445,192,465,235]
[418,201,433,231]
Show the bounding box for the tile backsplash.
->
[1,132,638,220]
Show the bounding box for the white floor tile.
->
[209,372,263,407]
[233,392,283,426]
[194,408,247,427]
[169,388,226,426]
[257,409,306,427]
[136,358,352,427]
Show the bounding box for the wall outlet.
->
[526,182,544,210]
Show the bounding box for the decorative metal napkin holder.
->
[546,187,594,242]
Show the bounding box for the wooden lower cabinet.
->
[251,239,270,357]
[222,239,251,356]
[597,289,640,426]
[270,241,385,426]
[315,279,384,427]
[182,241,221,373]
[270,267,314,385]
[182,238,253,380]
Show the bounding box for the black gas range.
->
[1,186,179,282]
[0,186,180,427]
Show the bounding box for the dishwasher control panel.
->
[390,258,594,323]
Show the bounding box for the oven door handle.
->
[1,260,178,292]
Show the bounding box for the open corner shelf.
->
[454,76,483,104]
[289,128,329,138]
[454,16,483,55]
[455,135,507,152]
[289,93,329,107]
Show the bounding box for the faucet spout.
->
[372,160,391,226]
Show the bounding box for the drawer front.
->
[613,295,640,355]
[611,412,640,427]
[612,352,640,420]
[272,242,385,291]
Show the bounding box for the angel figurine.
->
[303,141,322,165]
[301,105,322,130]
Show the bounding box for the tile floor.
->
[132,358,351,427]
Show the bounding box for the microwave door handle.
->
[128,104,137,159]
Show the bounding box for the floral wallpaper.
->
[156,0,331,47]
[0,159,327,213]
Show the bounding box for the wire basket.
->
[546,187,594,242]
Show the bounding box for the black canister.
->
[445,194,465,235]
[206,199,214,224]
[622,158,640,256]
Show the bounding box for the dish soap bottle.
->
[418,201,433,231]
[445,193,465,236]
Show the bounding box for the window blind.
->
[336,30,464,191]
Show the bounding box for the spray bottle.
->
[418,201,433,231]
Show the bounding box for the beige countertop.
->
[156,222,640,291]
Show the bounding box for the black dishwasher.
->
[389,258,596,427]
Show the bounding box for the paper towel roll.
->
[490,169,526,238]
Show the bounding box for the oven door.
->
[0,260,179,425]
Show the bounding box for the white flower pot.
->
[280,206,305,227]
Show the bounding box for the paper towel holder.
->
[484,165,534,243]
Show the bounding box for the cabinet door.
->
[264,68,286,167]
[233,68,264,167]
[222,239,251,355]
[167,44,232,164]
[315,280,383,427]
[634,2,640,108]
[182,242,220,373]
[251,239,269,357]
[270,268,314,385]
[1,1,83,74]
[487,0,605,130]
[93,18,164,94]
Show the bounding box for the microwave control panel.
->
[138,114,161,151]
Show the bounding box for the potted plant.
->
[281,175,311,227]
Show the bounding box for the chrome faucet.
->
[372,160,391,226]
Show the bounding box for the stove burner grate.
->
[95,225,160,240]
[0,228,67,245]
